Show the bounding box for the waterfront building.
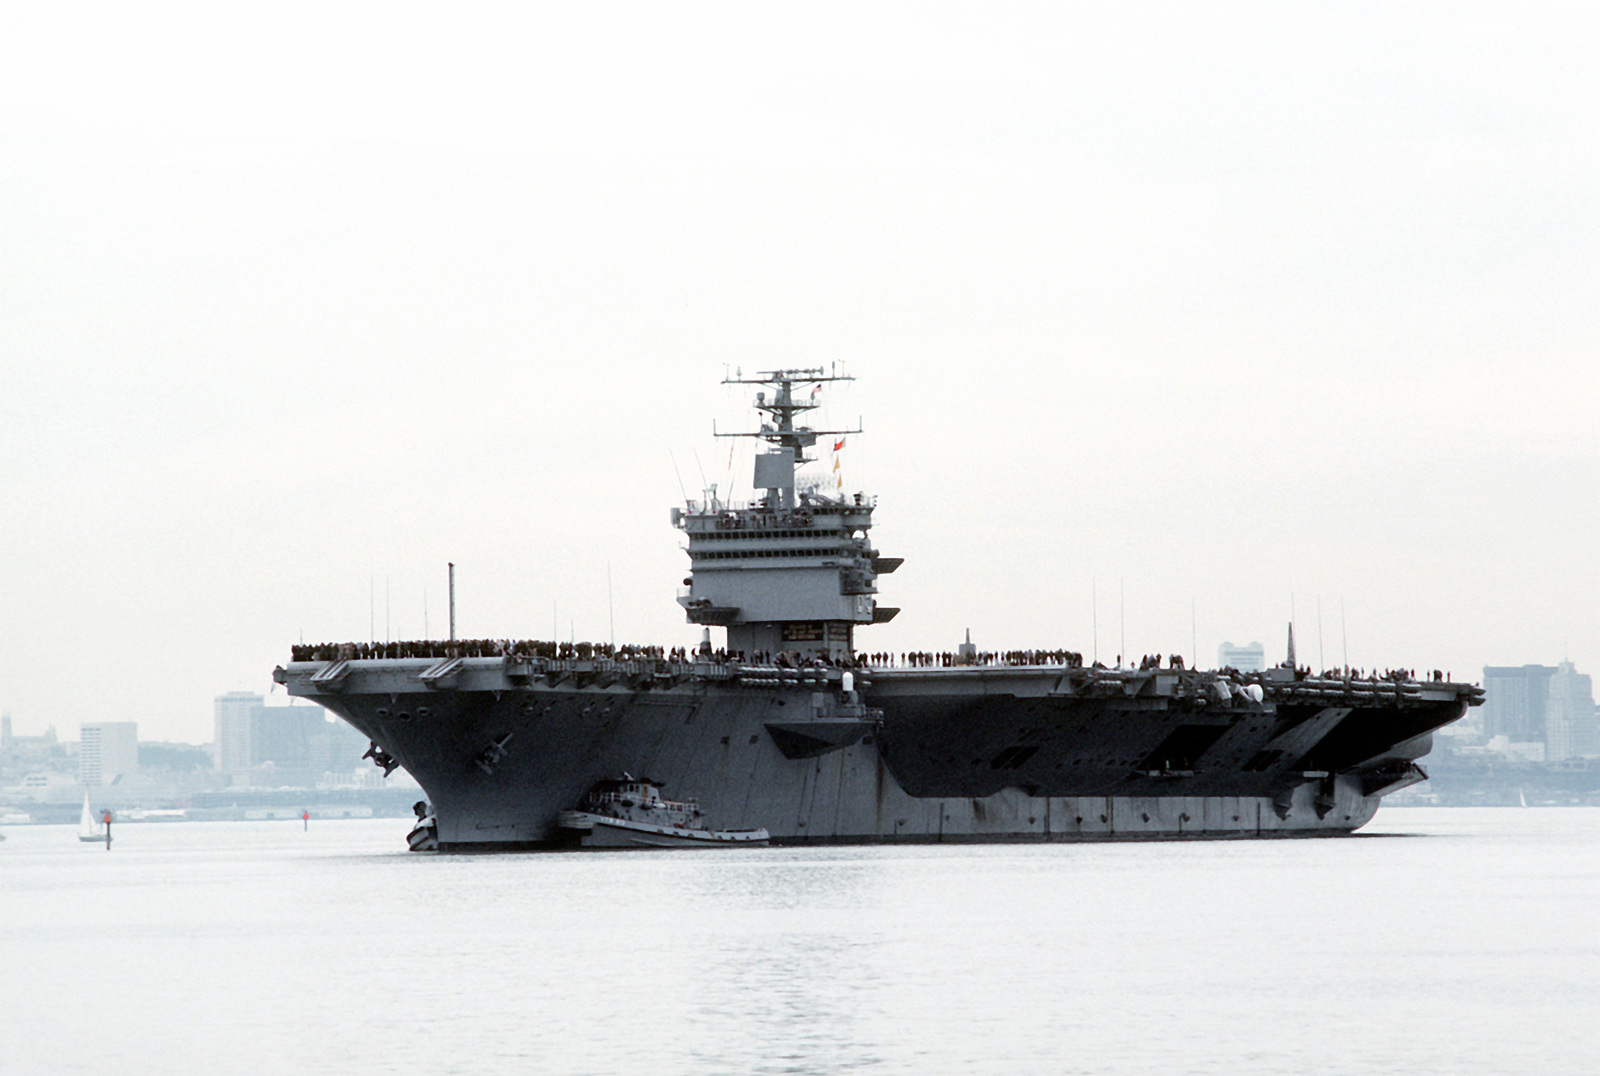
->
[1217,641,1266,672]
[1481,665,1557,743]
[1,717,59,774]
[79,721,139,787]
[1545,661,1598,762]
[255,705,365,781]
[212,692,366,784]
[214,692,259,775]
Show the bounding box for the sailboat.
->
[77,792,106,843]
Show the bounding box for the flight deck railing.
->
[280,644,1482,704]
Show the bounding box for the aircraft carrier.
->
[275,368,1481,849]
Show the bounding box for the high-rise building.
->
[214,691,260,775]
[1481,665,1558,742]
[1217,641,1265,672]
[252,706,325,768]
[2,721,59,774]
[213,692,367,782]
[1545,661,1598,761]
[79,721,139,786]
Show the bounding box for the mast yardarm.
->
[713,367,861,510]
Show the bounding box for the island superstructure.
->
[675,367,897,662]
[276,368,1481,849]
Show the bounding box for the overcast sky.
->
[2,2,1595,743]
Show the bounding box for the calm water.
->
[3,808,1596,1075]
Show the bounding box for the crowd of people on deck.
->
[294,639,1097,670]
[1137,654,1186,670]
[1305,666,1450,683]
[288,640,1455,683]
[290,640,679,663]
[866,649,1090,668]
[289,639,1156,672]
[1223,663,1452,684]
[289,639,872,668]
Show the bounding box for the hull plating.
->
[283,660,1462,849]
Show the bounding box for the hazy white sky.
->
[2,2,1595,742]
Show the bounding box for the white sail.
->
[78,793,101,842]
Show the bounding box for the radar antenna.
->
[713,368,861,510]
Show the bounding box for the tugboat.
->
[406,801,439,851]
[557,776,770,848]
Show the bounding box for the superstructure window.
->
[696,527,845,540]
[688,547,850,560]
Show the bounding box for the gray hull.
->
[279,657,1467,850]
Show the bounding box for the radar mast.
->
[715,367,860,511]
